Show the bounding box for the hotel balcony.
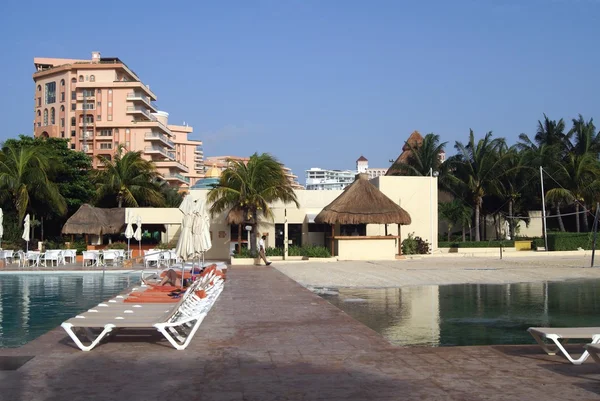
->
[126,106,155,121]
[79,131,94,140]
[81,145,93,154]
[164,173,190,185]
[156,159,190,173]
[77,93,96,101]
[127,92,158,112]
[144,132,174,148]
[194,163,204,171]
[144,146,173,160]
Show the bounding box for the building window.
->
[85,75,89,81]
[82,89,95,97]
[61,131,65,138]
[97,89,101,94]
[97,115,101,121]
[108,89,112,94]
[71,117,76,127]
[71,144,75,150]
[37,85,41,91]
[90,75,95,82]
[45,82,56,104]
[37,122,41,127]
[37,110,41,117]
[79,75,83,82]
[60,79,65,86]
[100,129,112,136]
[71,78,76,84]
[37,97,41,107]
[97,101,101,107]
[125,129,130,134]
[71,91,76,100]
[60,118,65,127]
[50,107,55,124]
[82,103,95,110]
[99,143,112,150]
[60,92,65,102]
[43,109,48,125]
[108,115,112,121]
[108,101,112,107]
[71,130,76,137]
[81,115,94,124]
[71,103,76,111]
[60,105,65,112]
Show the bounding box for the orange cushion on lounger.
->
[195,290,207,298]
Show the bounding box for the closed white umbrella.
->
[192,200,212,270]
[134,215,142,258]
[175,197,195,286]
[22,214,30,252]
[0,208,3,249]
[124,210,134,258]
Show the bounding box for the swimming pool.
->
[0,273,139,348]
[318,279,600,347]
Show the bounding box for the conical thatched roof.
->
[62,204,126,236]
[315,174,411,225]
[386,130,424,176]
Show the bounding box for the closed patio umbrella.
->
[22,214,30,252]
[192,200,212,269]
[175,196,195,286]
[124,210,134,258]
[134,215,142,258]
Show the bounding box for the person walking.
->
[258,235,271,266]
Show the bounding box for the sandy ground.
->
[274,255,600,288]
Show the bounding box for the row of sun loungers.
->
[61,265,225,351]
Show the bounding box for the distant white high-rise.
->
[305,156,387,190]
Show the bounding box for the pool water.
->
[318,279,600,347]
[0,273,139,348]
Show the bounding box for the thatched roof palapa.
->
[314,173,412,225]
[386,130,424,176]
[62,204,126,236]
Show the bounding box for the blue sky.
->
[1,0,599,183]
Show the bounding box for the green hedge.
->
[547,233,593,251]
[439,241,514,248]
[233,245,331,258]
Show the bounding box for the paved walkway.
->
[275,255,600,288]
[2,266,600,400]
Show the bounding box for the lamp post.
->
[429,168,438,253]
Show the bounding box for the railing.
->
[171,160,189,172]
[144,132,175,148]
[127,92,157,110]
[167,173,190,184]
[144,146,170,158]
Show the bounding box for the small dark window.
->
[71,78,77,84]
[37,85,41,91]
[71,130,76,137]
[90,75,95,82]
[60,79,65,86]
[79,75,84,82]
[70,117,76,127]
[71,103,76,111]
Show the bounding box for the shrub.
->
[402,233,430,255]
[107,242,127,250]
[232,248,258,259]
[301,245,331,258]
[439,240,514,248]
[265,247,283,257]
[547,233,592,251]
[71,240,87,254]
[288,245,303,257]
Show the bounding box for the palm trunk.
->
[447,224,452,242]
[575,203,580,233]
[508,200,515,239]
[237,223,242,254]
[118,198,123,208]
[475,201,481,241]
[556,202,565,232]
[250,210,258,253]
[583,204,589,232]
[462,226,466,242]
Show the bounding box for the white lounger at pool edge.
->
[61,272,224,351]
[528,327,600,364]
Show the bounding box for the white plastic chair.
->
[26,251,41,268]
[43,250,61,267]
[3,250,14,264]
[63,249,77,264]
[144,251,161,268]
[102,250,119,267]
[82,251,98,267]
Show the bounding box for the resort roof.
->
[62,204,126,236]
[314,173,411,225]
[386,130,424,176]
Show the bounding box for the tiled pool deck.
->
[2,266,600,400]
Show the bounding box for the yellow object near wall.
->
[515,240,532,251]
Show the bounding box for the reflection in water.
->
[0,273,138,348]
[319,279,600,347]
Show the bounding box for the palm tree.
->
[497,146,532,238]
[534,114,567,149]
[207,153,299,252]
[93,145,164,208]
[438,200,472,242]
[545,152,600,232]
[390,133,447,176]
[566,114,600,157]
[0,143,66,221]
[447,130,508,241]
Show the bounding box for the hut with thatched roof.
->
[62,204,126,243]
[315,173,412,259]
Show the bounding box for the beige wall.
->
[181,175,438,260]
[337,238,398,260]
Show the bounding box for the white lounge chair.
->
[61,272,224,351]
[82,251,98,267]
[43,250,61,267]
[528,327,600,364]
[63,249,77,264]
[102,250,119,267]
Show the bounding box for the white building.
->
[305,168,355,190]
[306,156,387,190]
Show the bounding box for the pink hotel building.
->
[32,51,204,188]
